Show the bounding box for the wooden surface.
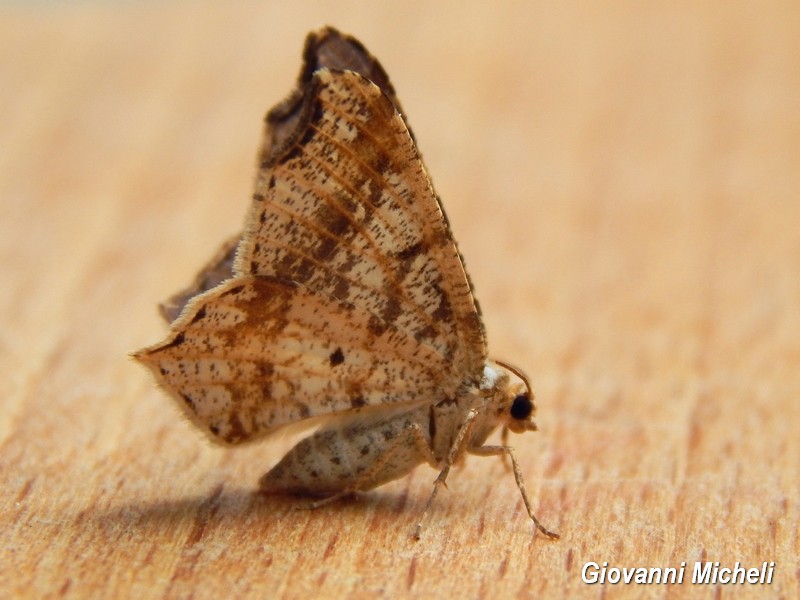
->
[2,3,799,599]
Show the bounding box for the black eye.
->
[510,394,533,420]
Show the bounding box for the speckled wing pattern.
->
[158,27,411,323]
[135,45,486,445]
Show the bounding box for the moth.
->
[134,27,558,540]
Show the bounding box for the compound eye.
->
[510,393,533,420]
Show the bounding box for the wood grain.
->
[1,3,798,599]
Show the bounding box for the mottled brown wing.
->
[137,55,488,445]
[237,69,486,378]
[135,277,453,444]
[136,69,487,445]
[263,27,412,161]
[160,27,409,322]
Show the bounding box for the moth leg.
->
[469,444,559,539]
[414,409,479,540]
[499,427,512,473]
[297,491,357,510]
[404,421,439,467]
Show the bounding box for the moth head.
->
[488,360,538,434]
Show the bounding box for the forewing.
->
[140,34,488,446]
[263,27,412,160]
[135,277,449,444]
[160,27,410,322]
[237,69,487,381]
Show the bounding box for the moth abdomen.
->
[259,407,432,496]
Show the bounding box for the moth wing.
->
[136,277,448,444]
[262,27,413,161]
[238,68,487,382]
[139,40,489,445]
[160,27,409,321]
